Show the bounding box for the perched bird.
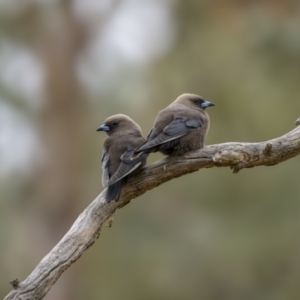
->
[135,94,214,156]
[97,114,147,202]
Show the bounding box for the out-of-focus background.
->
[1,0,299,299]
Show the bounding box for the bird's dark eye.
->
[192,99,199,104]
[112,121,119,126]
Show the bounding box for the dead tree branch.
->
[4,122,300,300]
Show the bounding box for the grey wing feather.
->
[135,117,201,153]
[134,129,156,152]
[101,148,110,188]
[185,119,202,128]
[109,149,147,186]
[163,117,194,136]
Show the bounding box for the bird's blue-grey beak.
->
[201,100,215,109]
[96,124,110,132]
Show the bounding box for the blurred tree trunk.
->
[19,1,88,299]
[36,1,86,234]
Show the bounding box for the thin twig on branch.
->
[4,122,300,300]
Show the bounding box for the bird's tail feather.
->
[106,178,127,202]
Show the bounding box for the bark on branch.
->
[4,122,300,300]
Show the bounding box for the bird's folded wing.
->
[108,149,147,186]
[101,148,110,188]
[135,117,202,153]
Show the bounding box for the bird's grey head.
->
[96,114,141,136]
[175,93,215,110]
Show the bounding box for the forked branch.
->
[4,121,300,300]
